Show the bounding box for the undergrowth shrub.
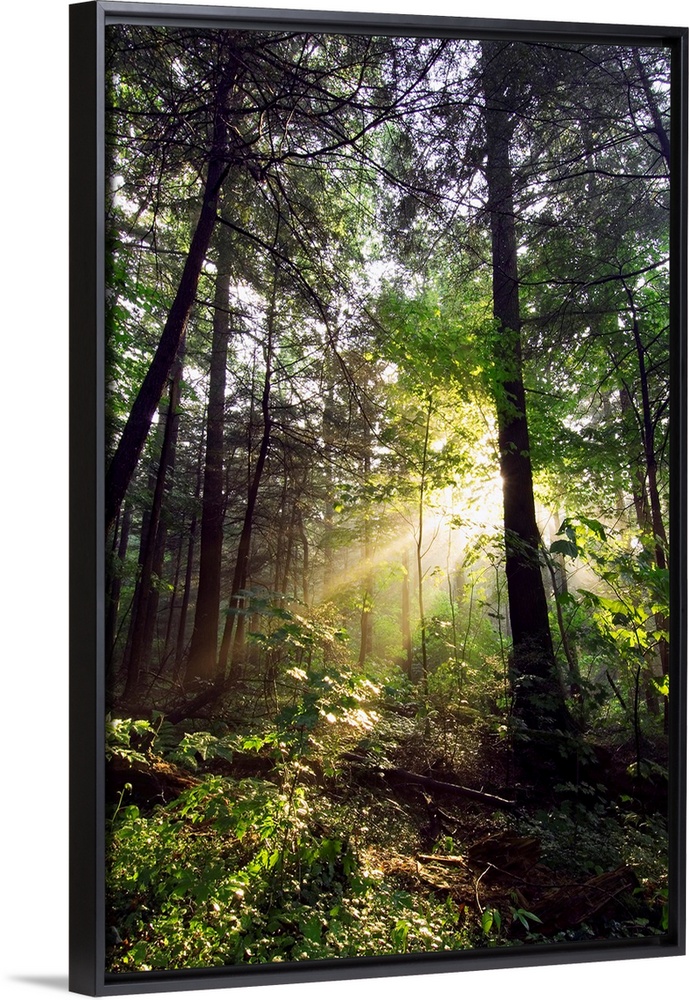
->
[106,770,474,971]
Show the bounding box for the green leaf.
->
[300,914,323,943]
[579,515,607,541]
[651,675,669,697]
[549,539,578,559]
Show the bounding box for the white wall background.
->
[1,2,685,998]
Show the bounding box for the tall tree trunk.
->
[481,41,572,734]
[185,228,233,684]
[278,504,298,597]
[320,335,339,600]
[618,382,664,713]
[400,546,413,678]
[415,395,433,694]
[120,411,167,685]
[137,486,170,681]
[218,347,273,679]
[623,284,669,716]
[297,507,310,606]
[218,256,278,680]
[123,350,184,701]
[105,506,131,670]
[624,286,668,570]
[174,423,205,672]
[105,56,237,531]
[358,419,373,666]
[272,456,290,596]
[619,387,653,533]
[446,519,460,682]
[162,530,185,666]
[544,548,581,697]
[140,348,184,677]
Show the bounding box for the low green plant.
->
[106,769,475,971]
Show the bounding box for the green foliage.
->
[166,731,237,771]
[481,906,502,937]
[241,598,351,676]
[548,518,669,722]
[510,903,542,932]
[106,716,157,764]
[106,762,474,971]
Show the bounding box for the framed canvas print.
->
[69,2,688,994]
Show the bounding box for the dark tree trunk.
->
[624,285,669,716]
[105,57,237,532]
[174,425,205,672]
[218,357,272,678]
[140,350,184,678]
[138,489,170,678]
[123,351,184,701]
[120,416,166,685]
[272,458,290,596]
[297,507,310,606]
[482,41,572,734]
[185,228,233,684]
[358,420,373,666]
[627,293,668,571]
[545,546,581,698]
[105,506,131,670]
[400,546,413,678]
[278,504,298,598]
[162,530,185,665]
[320,339,338,599]
[619,387,653,534]
[416,395,433,694]
[218,280,276,679]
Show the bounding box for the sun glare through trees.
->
[103,21,674,973]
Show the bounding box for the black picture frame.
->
[70,3,688,995]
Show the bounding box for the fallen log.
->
[378,767,516,808]
[417,854,467,866]
[466,833,541,874]
[107,754,198,806]
[415,868,453,892]
[535,865,639,933]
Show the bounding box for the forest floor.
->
[105,690,670,972]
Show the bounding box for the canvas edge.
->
[668,19,688,965]
[70,1,107,994]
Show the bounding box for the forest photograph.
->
[102,18,676,975]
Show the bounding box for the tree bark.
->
[162,530,185,666]
[218,351,273,678]
[400,547,413,678]
[320,339,338,600]
[296,507,310,606]
[105,505,131,671]
[185,227,233,684]
[626,288,668,571]
[358,418,373,665]
[623,284,669,714]
[217,257,278,679]
[123,350,184,701]
[416,395,433,695]
[481,41,572,733]
[105,56,238,532]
